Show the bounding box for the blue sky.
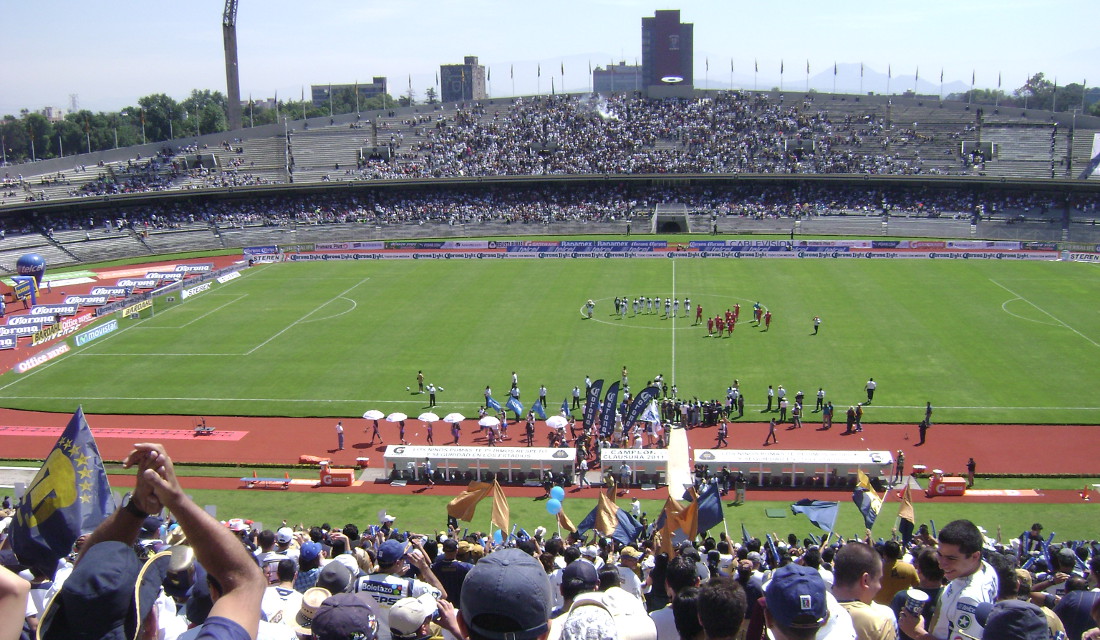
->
[4,0,1096,114]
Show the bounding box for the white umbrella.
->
[478,416,501,428]
[386,412,408,422]
[418,412,440,423]
[363,409,385,420]
[546,415,568,429]
[442,413,466,424]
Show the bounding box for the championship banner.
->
[582,379,604,430]
[599,381,620,437]
[622,386,661,433]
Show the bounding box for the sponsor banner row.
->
[284,249,1060,261]
[120,299,153,317]
[15,343,70,373]
[175,263,213,273]
[1067,252,1100,263]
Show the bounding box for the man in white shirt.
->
[899,519,998,640]
[615,547,645,601]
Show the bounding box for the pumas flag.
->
[852,470,882,529]
[505,396,524,419]
[485,396,503,412]
[12,407,113,576]
[532,400,547,420]
[790,500,840,533]
[577,492,644,545]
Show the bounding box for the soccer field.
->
[0,258,1098,423]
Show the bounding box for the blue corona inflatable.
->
[16,253,46,287]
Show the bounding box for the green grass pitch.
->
[0,258,1098,424]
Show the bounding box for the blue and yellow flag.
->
[12,407,113,575]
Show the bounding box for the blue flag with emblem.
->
[532,400,547,420]
[505,396,524,419]
[485,395,502,412]
[852,486,882,529]
[682,481,725,534]
[560,398,571,418]
[12,407,113,576]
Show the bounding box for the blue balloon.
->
[493,529,503,544]
[546,498,562,515]
[16,253,46,286]
[550,486,565,501]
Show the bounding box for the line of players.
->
[612,296,692,318]
[700,302,772,336]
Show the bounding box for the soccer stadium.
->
[1,4,1099,640]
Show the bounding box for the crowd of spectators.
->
[1,442,1097,640]
[3,181,1096,243]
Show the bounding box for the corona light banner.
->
[11,407,113,576]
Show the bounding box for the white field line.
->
[671,258,677,387]
[243,278,369,355]
[990,279,1099,348]
[139,294,249,329]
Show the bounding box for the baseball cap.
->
[163,545,197,599]
[460,548,553,640]
[580,545,599,558]
[38,541,171,640]
[564,587,657,640]
[1057,547,1077,566]
[389,593,439,640]
[981,600,1048,640]
[442,539,459,553]
[312,592,378,640]
[382,514,397,523]
[764,564,829,629]
[300,541,323,563]
[378,539,411,565]
[292,587,333,637]
[316,559,355,594]
[276,526,294,544]
[561,560,599,590]
[620,546,642,559]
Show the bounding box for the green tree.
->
[137,94,182,142]
[424,87,438,105]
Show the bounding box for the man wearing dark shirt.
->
[430,539,473,604]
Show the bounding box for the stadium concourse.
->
[1,406,1098,504]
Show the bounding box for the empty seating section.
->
[981,123,1056,179]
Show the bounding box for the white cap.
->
[276,527,294,544]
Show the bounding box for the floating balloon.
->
[16,253,46,286]
[546,498,562,515]
[550,486,565,501]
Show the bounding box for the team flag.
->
[682,482,724,534]
[640,400,661,424]
[741,522,751,543]
[853,485,883,529]
[655,495,686,555]
[560,398,571,418]
[490,480,510,533]
[790,499,840,533]
[446,482,494,522]
[12,407,113,576]
[485,395,503,412]
[505,396,524,419]
[557,509,576,533]
[577,491,644,544]
[532,400,547,420]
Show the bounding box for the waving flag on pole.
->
[12,407,113,576]
[790,499,840,533]
[683,482,724,534]
[897,484,915,545]
[853,470,883,529]
[505,396,524,419]
[485,395,503,412]
[640,400,661,424]
[577,491,644,544]
[447,482,494,522]
[623,386,660,432]
[532,400,547,420]
[560,398,571,418]
[490,480,510,533]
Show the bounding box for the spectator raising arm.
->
[125,443,266,640]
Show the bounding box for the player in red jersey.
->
[716,316,725,335]
[764,310,772,331]
[695,304,703,325]
[707,316,714,335]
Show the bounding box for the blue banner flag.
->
[485,395,502,412]
[505,396,524,419]
[560,398,571,418]
[599,381,620,438]
[790,499,840,533]
[577,494,645,545]
[582,379,604,429]
[741,522,751,543]
[640,400,661,424]
[622,386,660,433]
[684,481,725,533]
[12,407,113,575]
[532,400,547,420]
[852,486,882,529]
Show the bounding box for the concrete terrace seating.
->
[54,229,151,263]
[142,225,224,254]
[981,123,1056,179]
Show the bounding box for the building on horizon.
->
[593,62,642,93]
[311,78,388,108]
[440,56,487,102]
[641,10,693,92]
